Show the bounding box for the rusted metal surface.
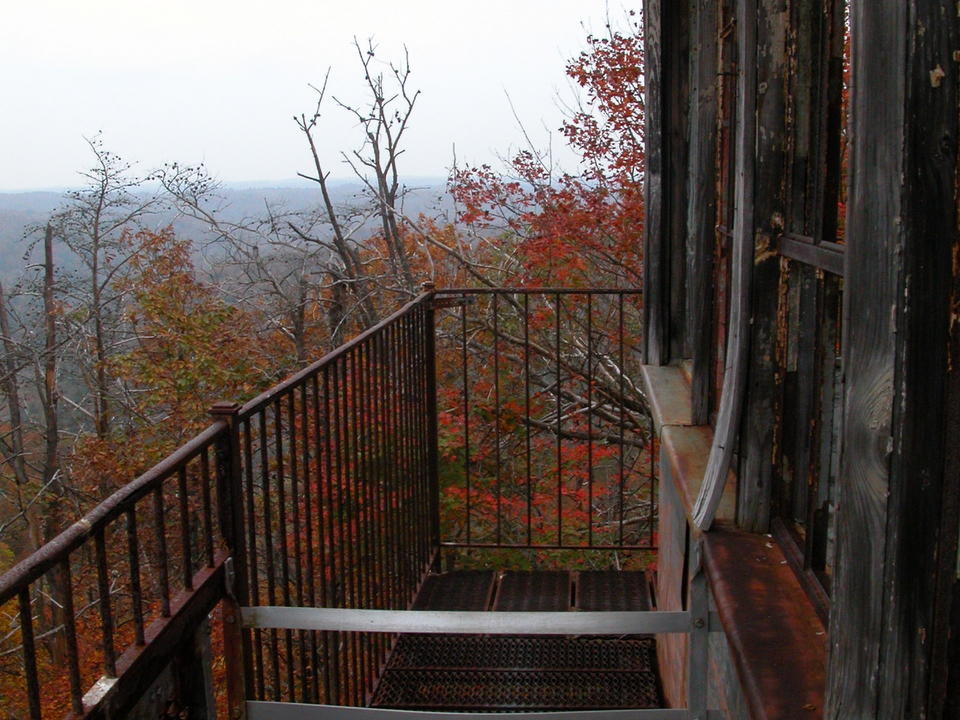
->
[375,567,663,712]
[494,572,571,612]
[412,571,495,611]
[86,554,228,720]
[660,425,736,525]
[703,528,826,720]
[381,635,658,672]
[0,422,227,604]
[239,298,439,706]
[370,665,661,711]
[576,571,652,612]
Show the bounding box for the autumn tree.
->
[450,12,645,288]
[72,228,269,485]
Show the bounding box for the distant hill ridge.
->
[0,180,452,282]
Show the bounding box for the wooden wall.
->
[642,0,960,716]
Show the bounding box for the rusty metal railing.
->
[232,292,439,707]
[0,422,232,719]
[432,289,656,554]
[0,286,657,717]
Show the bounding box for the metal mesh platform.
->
[494,571,571,611]
[577,570,653,612]
[370,570,664,712]
[371,665,661,711]
[381,634,658,671]
[412,570,495,611]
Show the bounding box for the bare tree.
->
[52,135,160,438]
[158,163,359,362]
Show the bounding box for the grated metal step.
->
[371,664,661,711]
[370,570,664,712]
[383,634,658,671]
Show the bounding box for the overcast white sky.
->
[0,1,625,192]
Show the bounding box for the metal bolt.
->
[225,613,235,624]
[232,705,242,719]
[694,618,705,629]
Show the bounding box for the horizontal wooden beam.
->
[777,234,844,276]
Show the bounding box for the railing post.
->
[422,283,442,570]
[687,536,709,720]
[211,401,252,719]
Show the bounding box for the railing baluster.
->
[322,365,343,705]
[587,293,594,547]
[272,397,294,700]
[379,327,400,610]
[424,295,441,565]
[524,293,532,546]
[556,292,563,547]
[18,588,41,720]
[617,293,627,545]
[461,302,472,545]
[286,391,307,702]
[126,509,145,646]
[201,447,214,568]
[60,559,84,715]
[243,417,266,700]
[310,373,333,704]
[152,486,171,618]
[299,382,320,702]
[177,467,192,590]
[259,410,281,700]
[94,528,117,676]
[493,293,502,545]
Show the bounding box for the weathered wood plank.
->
[736,0,789,533]
[685,0,718,424]
[643,0,668,365]
[777,234,844,276]
[667,2,690,362]
[826,0,960,717]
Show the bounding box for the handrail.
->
[437,287,643,295]
[237,292,433,419]
[0,421,228,605]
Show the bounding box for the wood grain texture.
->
[643,0,668,366]
[827,1,960,717]
[692,0,757,532]
[685,0,719,425]
[666,2,691,362]
[736,0,789,533]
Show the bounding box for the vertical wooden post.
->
[735,0,789,532]
[827,1,960,717]
[643,0,669,366]
[686,0,718,424]
[666,3,691,362]
[644,0,689,366]
[211,401,252,719]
